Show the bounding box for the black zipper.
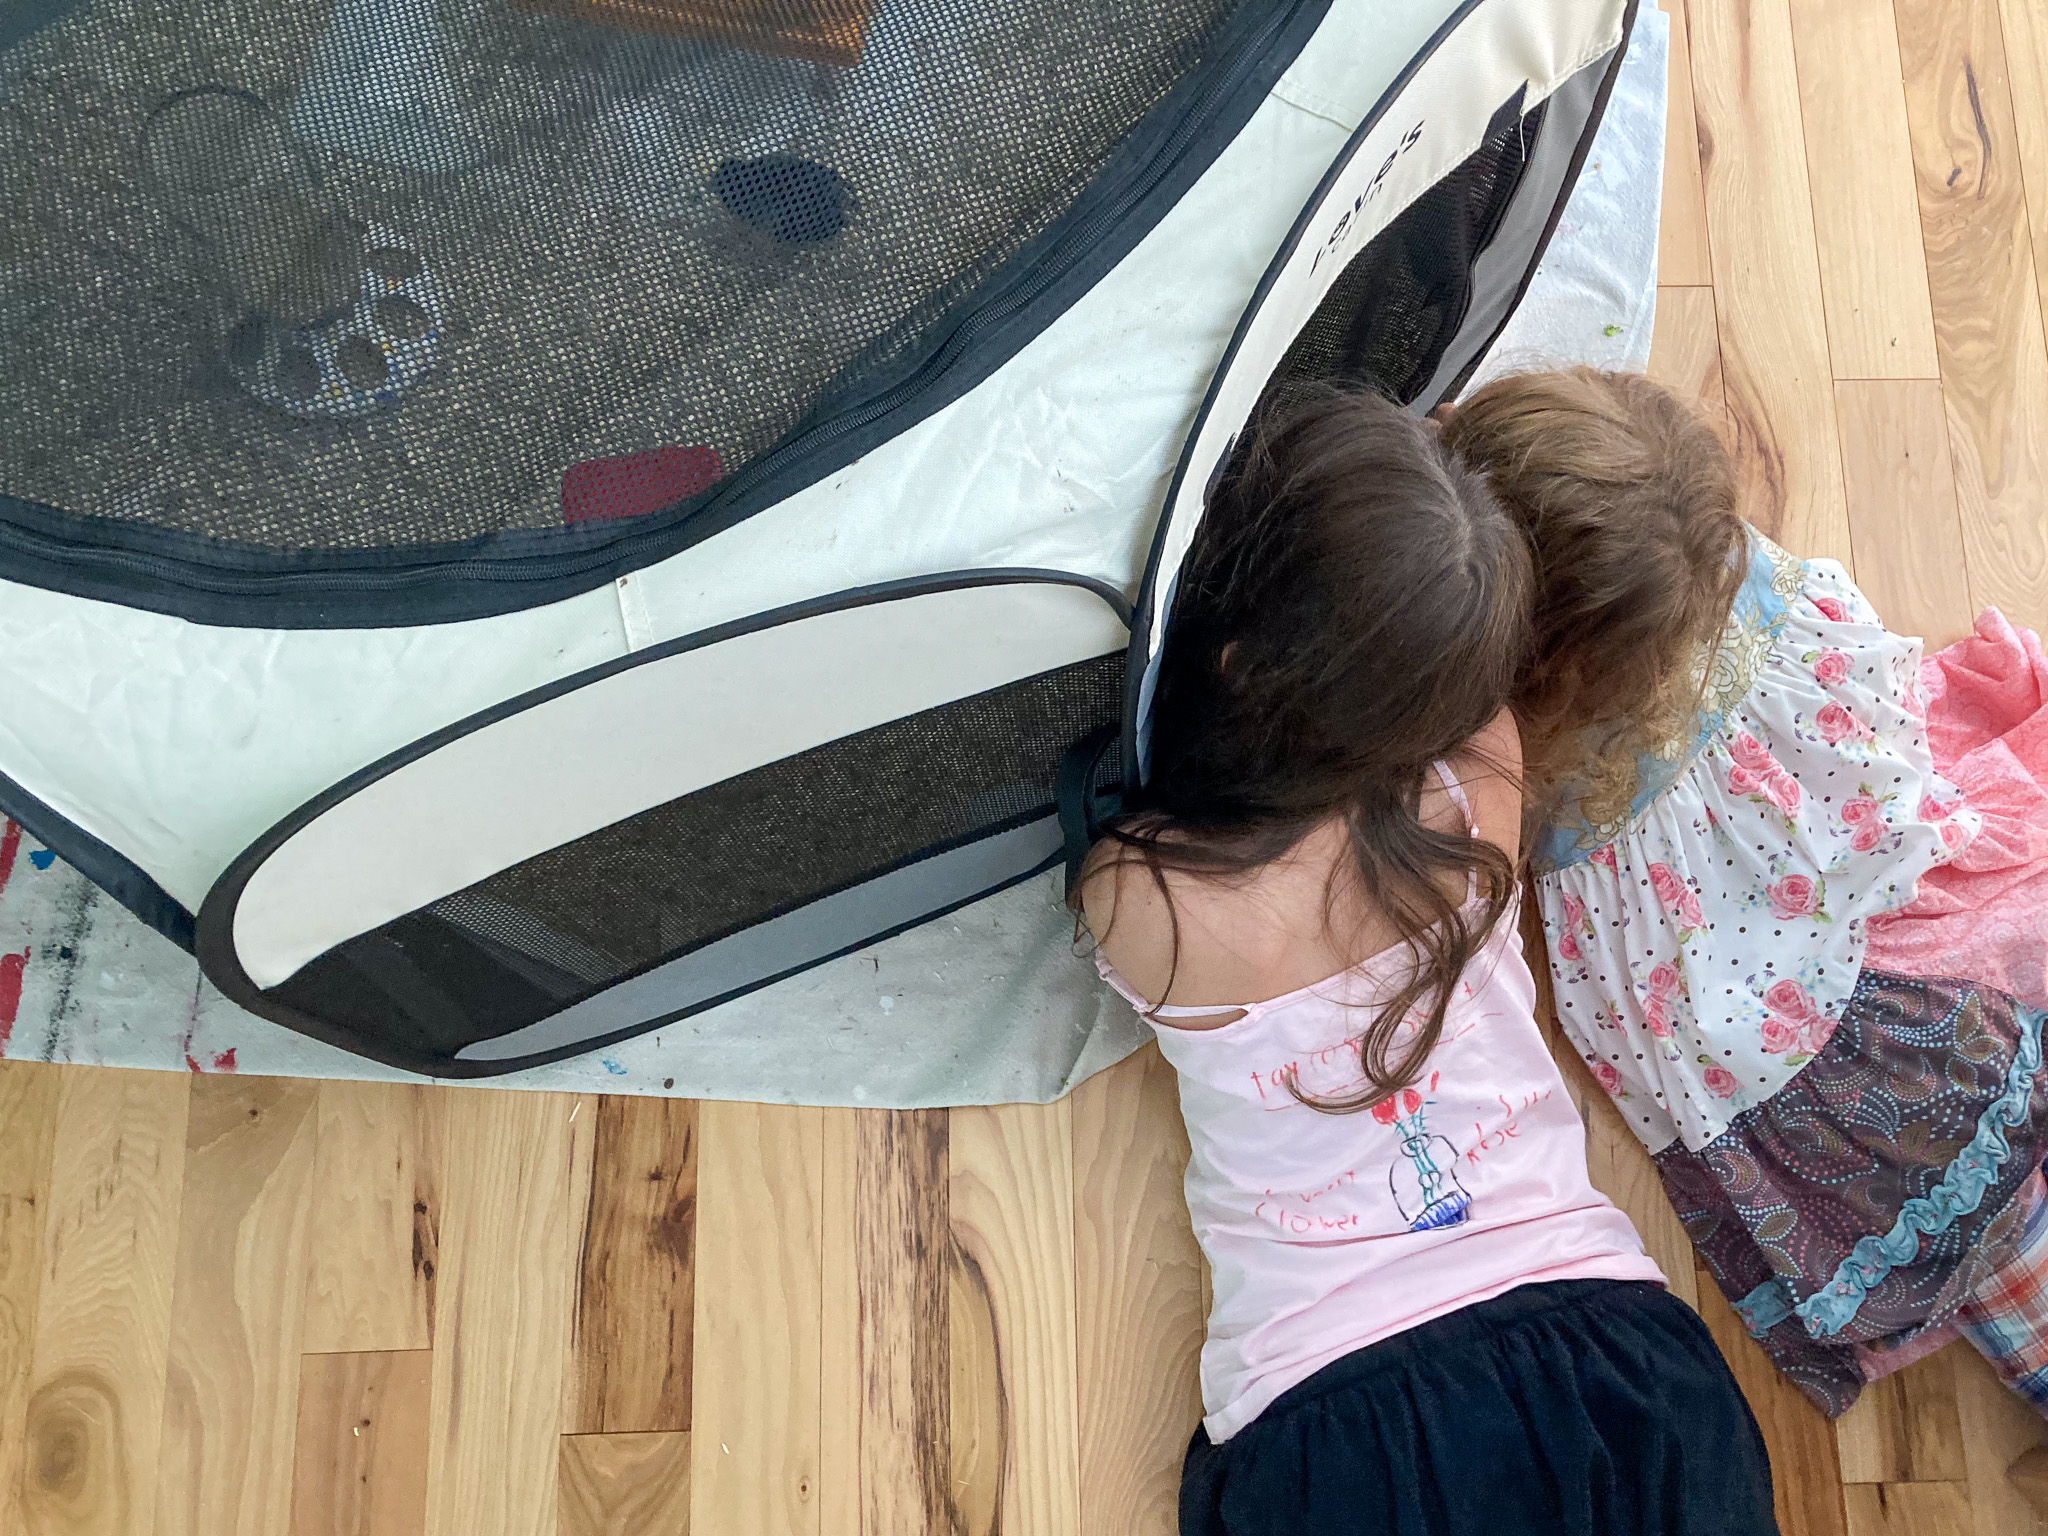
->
[0,2,1311,607]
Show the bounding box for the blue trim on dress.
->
[1537,532,1798,871]
[1734,1004,2047,1341]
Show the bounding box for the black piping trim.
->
[195,567,1127,1073]
[0,771,196,950]
[1122,0,1638,782]
[0,0,1333,631]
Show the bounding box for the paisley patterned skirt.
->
[1654,968,2048,1416]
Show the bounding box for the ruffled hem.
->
[1653,972,2048,1417]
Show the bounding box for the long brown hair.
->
[1082,388,1532,1114]
[1441,368,1747,824]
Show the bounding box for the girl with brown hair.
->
[1444,366,2048,1420]
[1079,387,1772,1536]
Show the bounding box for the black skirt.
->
[1180,1279,1778,1536]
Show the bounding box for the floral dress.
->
[1534,530,2048,1415]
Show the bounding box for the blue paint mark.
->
[26,850,54,871]
[601,1058,627,1076]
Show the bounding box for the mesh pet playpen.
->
[0,0,1637,1074]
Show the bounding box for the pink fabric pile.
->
[1865,608,2048,1007]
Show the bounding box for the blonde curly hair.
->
[1440,367,1748,825]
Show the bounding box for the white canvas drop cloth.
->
[0,7,1667,1104]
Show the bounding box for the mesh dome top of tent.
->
[0,0,1260,578]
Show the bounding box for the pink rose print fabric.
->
[1726,731,1803,816]
[1540,544,1980,1155]
[1649,864,1705,930]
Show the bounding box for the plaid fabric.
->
[1958,1170,2048,1416]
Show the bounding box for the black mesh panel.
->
[0,1,1238,554]
[1267,89,1544,410]
[267,649,1123,1056]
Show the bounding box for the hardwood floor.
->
[3,1,2046,1531]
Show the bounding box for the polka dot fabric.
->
[1536,533,1977,1154]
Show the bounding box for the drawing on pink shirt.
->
[1371,1079,1470,1231]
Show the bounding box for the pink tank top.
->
[1096,771,1662,1442]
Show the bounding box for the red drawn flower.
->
[1590,844,1619,872]
[1812,595,1849,623]
[1701,1064,1740,1098]
[1803,1014,1838,1055]
[1592,1060,1624,1095]
[1942,820,1969,850]
[1370,1098,1401,1125]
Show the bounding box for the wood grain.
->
[1993,0,2048,382]
[425,1089,583,1536]
[1895,0,2048,631]
[1835,380,1975,647]
[1687,0,1854,563]
[855,1110,951,1536]
[1657,0,1714,286]
[155,1077,320,1536]
[22,1068,189,1536]
[1835,1347,1968,1484]
[559,1432,691,1536]
[566,1097,696,1436]
[816,1108,860,1536]
[0,1059,61,1197]
[1694,1263,1849,1536]
[1787,0,1941,378]
[688,1101,823,1536]
[0,1062,59,1536]
[947,1102,1079,1536]
[1072,1043,1205,1536]
[1580,1089,1699,1311]
[289,1350,432,1536]
[1952,1344,2048,1536]
[1646,285,1728,420]
[949,1218,1003,1536]
[2012,1446,2048,1519]
[1843,1481,1974,1536]
[303,1082,443,1356]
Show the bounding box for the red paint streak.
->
[0,949,28,1053]
[211,1048,237,1073]
[185,1053,203,1073]
[0,819,20,898]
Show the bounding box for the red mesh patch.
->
[561,445,725,525]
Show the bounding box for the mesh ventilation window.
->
[266,650,1123,1056]
[0,0,1239,554]
[1267,89,1544,410]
